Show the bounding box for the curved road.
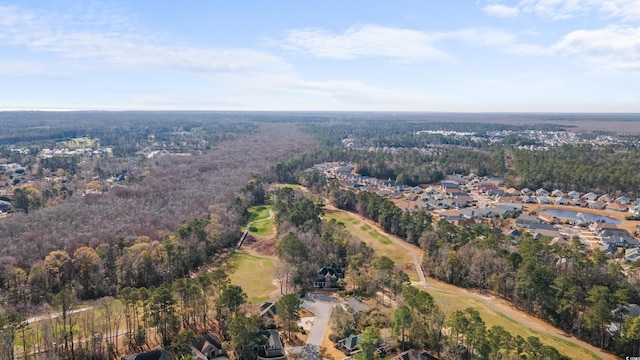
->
[336,209,614,360]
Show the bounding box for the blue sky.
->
[0,0,639,112]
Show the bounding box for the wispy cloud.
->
[483,4,520,17]
[0,4,289,75]
[276,25,532,61]
[276,25,448,61]
[551,25,640,72]
[483,0,640,21]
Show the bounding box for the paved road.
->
[287,293,338,360]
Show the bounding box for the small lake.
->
[540,209,621,224]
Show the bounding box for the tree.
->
[355,326,381,360]
[171,329,198,357]
[392,306,412,351]
[275,294,302,340]
[277,232,308,264]
[150,285,179,346]
[73,246,101,299]
[227,316,258,359]
[218,285,247,320]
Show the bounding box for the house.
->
[609,304,640,333]
[477,182,497,194]
[507,229,522,238]
[521,195,536,204]
[589,201,606,210]
[567,191,581,199]
[191,334,226,360]
[551,190,565,198]
[424,186,439,195]
[395,349,439,360]
[571,198,588,207]
[598,228,640,248]
[405,193,419,202]
[248,330,286,360]
[313,267,344,288]
[537,196,551,205]
[0,200,10,213]
[390,191,403,199]
[259,302,276,319]
[445,174,466,184]
[521,188,533,196]
[535,188,549,197]
[439,210,463,222]
[598,194,613,203]
[583,192,598,201]
[616,196,631,204]
[589,222,618,233]
[122,350,173,360]
[337,334,363,355]
[626,248,640,263]
[607,202,628,212]
[516,215,542,228]
[410,186,423,194]
[532,229,563,241]
[529,223,557,232]
[554,197,569,205]
[440,181,460,191]
[538,212,558,224]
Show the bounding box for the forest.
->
[2,112,640,359]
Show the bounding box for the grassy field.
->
[246,205,275,237]
[324,210,418,281]
[425,286,600,360]
[228,252,276,303]
[59,136,96,148]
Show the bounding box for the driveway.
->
[287,293,338,359]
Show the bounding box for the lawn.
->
[228,252,277,303]
[424,286,600,360]
[246,205,275,237]
[59,136,96,148]
[324,210,418,281]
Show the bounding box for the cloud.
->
[277,25,531,61]
[483,4,520,17]
[551,25,640,71]
[0,4,289,75]
[277,25,448,61]
[496,0,640,21]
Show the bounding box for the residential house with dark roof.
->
[535,188,549,197]
[395,349,439,360]
[259,302,276,319]
[313,267,343,288]
[248,330,286,360]
[598,228,639,248]
[122,350,173,360]
[337,334,362,355]
[191,334,225,360]
[516,215,542,228]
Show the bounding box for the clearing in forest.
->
[228,252,276,303]
[246,205,275,237]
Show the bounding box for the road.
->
[287,293,338,360]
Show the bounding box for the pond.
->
[540,209,621,224]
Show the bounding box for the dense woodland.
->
[3,113,640,359]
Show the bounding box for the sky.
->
[0,0,639,112]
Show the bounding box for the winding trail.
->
[331,207,615,360]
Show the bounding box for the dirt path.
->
[329,207,617,360]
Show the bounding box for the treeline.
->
[329,185,432,245]
[507,144,640,196]
[301,118,567,148]
[272,146,504,188]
